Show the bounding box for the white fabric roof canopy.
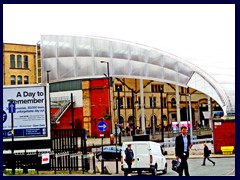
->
[40,35,235,115]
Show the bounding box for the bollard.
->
[110,134,114,144]
[93,154,96,173]
[68,154,71,174]
[22,164,28,174]
[36,150,39,174]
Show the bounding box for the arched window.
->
[17,75,22,84]
[139,115,147,129]
[171,98,176,108]
[10,54,15,68]
[24,55,28,68]
[24,76,29,84]
[17,55,22,68]
[151,115,157,128]
[11,75,16,85]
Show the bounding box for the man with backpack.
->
[202,143,215,166]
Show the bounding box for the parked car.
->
[96,145,122,161]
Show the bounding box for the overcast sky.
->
[3,4,235,74]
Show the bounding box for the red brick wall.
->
[213,120,235,154]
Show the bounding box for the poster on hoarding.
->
[3,85,50,141]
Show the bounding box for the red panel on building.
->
[90,78,111,138]
[52,107,83,130]
[212,120,235,154]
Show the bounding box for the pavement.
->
[3,137,235,176]
[86,137,235,176]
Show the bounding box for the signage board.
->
[3,84,50,141]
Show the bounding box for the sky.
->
[3,4,235,112]
[3,4,235,76]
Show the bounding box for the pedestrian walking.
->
[175,126,193,176]
[202,143,215,166]
[124,144,134,176]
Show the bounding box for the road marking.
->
[225,168,235,176]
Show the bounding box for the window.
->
[172,113,176,120]
[159,97,167,108]
[180,87,185,94]
[24,55,28,68]
[138,97,145,108]
[171,98,176,108]
[151,84,164,92]
[115,97,124,109]
[119,97,123,109]
[17,55,22,68]
[115,84,123,91]
[163,98,167,108]
[24,76,29,84]
[127,97,133,109]
[150,97,156,108]
[18,76,22,84]
[11,75,16,85]
[10,54,15,68]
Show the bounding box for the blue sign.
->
[97,121,108,132]
[3,110,7,123]
[8,102,16,113]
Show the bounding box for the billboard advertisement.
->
[3,84,50,141]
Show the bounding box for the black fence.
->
[4,150,95,174]
[3,129,93,174]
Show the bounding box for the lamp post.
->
[8,99,16,175]
[117,86,122,145]
[46,70,52,128]
[115,123,118,174]
[46,70,50,83]
[98,117,105,174]
[131,89,135,135]
[100,61,112,134]
[160,87,164,143]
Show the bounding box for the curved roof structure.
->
[40,35,235,115]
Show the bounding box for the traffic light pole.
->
[11,111,15,175]
[115,124,118,174]
[160,88,164,143]
[117,86,122,145]
[101,118,104,174]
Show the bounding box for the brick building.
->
[3,43,36,85]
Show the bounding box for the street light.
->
[98,117,105,174]
[8,99,16,175]
[46,70,51,83]
[160,87,164,143]
[117,86,122,145]
[46,70,53,129]
[131,89,135,135]
[100,60,112,134]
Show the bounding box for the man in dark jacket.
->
[125,144,134,175]
[202,143,215,166]
[175,126,193,176]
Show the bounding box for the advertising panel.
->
[3,84,50,141]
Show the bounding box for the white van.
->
[121,141,167,176]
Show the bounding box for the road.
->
[96,157,235,176]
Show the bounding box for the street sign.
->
[97,121,108,132]
[8,102,16,113]
[3,110,7,123]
